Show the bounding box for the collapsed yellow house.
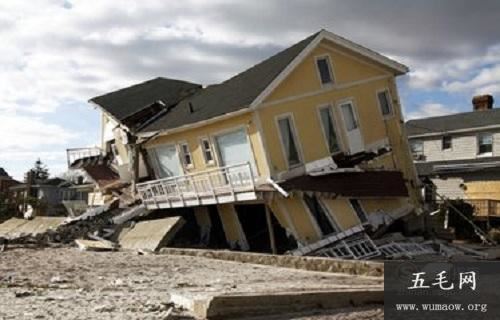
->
[73,29,422,253]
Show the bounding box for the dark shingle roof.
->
[140,32,319,133]
[0,167,8,177]
[406,108,500,137]
[90,77,201,123]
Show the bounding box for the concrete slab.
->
[119,217,185,251]
[171,288,383,319]
[0,217,65,239]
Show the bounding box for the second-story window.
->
[315,56,334,86]
[318,106,341,154]
[200,138,214,164]
[277,116,302,167]
[377,89,393,117]
[478,133,493,155]
[179,143,193,168]
[410,140,424,159]
[442,135,452,150]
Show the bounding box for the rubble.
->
[75,239,116,251]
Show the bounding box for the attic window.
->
[315,56,334,85]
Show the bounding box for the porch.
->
[136,162,258,209]
[67,147,103,168]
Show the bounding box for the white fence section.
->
[136,162,257,209]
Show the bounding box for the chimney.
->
[472,94,494,111]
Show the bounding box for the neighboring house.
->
[0,167,20,196]
[406,95,500,220]
[75,29,421,252]
[9,178,90,216]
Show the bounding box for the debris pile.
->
[290,225,493,260]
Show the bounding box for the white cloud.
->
[406,103,460,120]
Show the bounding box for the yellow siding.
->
[217,204,248,249]
[146,112,269,178]
[266,41,388,102]
[279,197,320,243]
[321,198,360,230]
[258,77,395,172]
[465,181,500,200]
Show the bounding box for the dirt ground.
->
[0,246,383,319]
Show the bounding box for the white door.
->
[339,101,364,154]
[215,129,256,171]
[152,145,182,178]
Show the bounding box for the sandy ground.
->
[0,246,383,319]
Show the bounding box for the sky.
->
[1,0,500,180]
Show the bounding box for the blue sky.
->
[1,0,499,180]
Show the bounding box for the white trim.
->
[250,29,408,108]
[314,53,336,88]
[316,103,343,154]
[407,124,500,139]
[300,197,324,239]
[258,74,390,109]
[375,88,394,120]
[275,113,305,169]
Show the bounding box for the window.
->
[277,116,301,167]
[410,140,424,157]
[304,195,339,236]
[179,143,193,167]
[478,133,493,155]
[442,135,452,150]
[340,102,359,131]
[377,90,393,117]
[316,56,334,85]
[200,138,214,164]
[349,199,368,223]
[319,106,341,154]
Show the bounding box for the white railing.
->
[136,162,256,208]
[67,147,103,167]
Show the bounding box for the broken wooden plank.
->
[75,239,117,251]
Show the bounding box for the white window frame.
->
[375,88,394,119]
[147,143,185,178]
[275,113,304,169]
[199,136,216,166]
[477,132,493,156]
[178,141,194,169]
[212,125,258,173]
[314,54,335,87]
[316,103,342,154]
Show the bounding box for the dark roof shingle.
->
[139,32,319,133]
[406,108,500,137]
[90,77,201,123]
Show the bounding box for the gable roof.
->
[90,77,201,125]
[0,167,9,177]
[139,32,319,133]
[140,29,408,134]
[406,108,500,137]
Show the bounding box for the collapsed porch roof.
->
[279,171,409,198]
